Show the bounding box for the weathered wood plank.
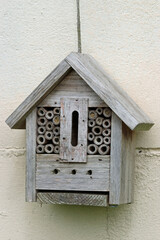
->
[6,60,71,129]
[37,192,108,207]
[36,156,110,192]
[40,70,107,107]
[36,154,109,163]
[60,98,88,162]
[120,123,135,203]
[26,109,37,202]
[109,112,122,205]
[109,113,135,205]
[66,52,154,131]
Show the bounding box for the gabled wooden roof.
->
[6,52,154,131]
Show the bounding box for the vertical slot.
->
[71,111,79,146]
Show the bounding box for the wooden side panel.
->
[109,112,122,205]
[26,109,37,202]
[120,123,135,204]
[36,155,110,192]
[40,70,107,108]
[109,113,135,205]
[60,98,88,162]
[37,192,108,207]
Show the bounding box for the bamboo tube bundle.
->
[37,135,46,145]
[37,107,46,117]
[44,144,54,154]
[102,128,111,137]
[92,126,102,136]
[88,119,96,128]
[37,126,46,135]
[103,108,111,118]
[88,110,98,120]
[88,132,95,141]
[98,144,110,155]
[96,117,104,126]
[87,144,98,155]
[37,117,47,126]
[94,136,103,145]
[45,110,54,120]
[36,145,45,154]
[52,136,60,145]
[53,107,60,115]
[54,146,59,154]
[53,115,60,125]
[103,137,111,145]
[87,107,111,155]
[45,131,53,140]
[96,107,103,115]
[46,121,54,131]
[53,126,60,136]
[102,119,111,128]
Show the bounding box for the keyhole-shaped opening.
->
[71,111,79,146]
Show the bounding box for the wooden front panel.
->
[40,70,107,108]
[60,98,88,162]
[36,155,110,192]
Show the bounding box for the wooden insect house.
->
[6,52,154,207]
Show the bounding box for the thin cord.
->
[76,0,82,53]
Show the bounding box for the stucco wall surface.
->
[0,1,160,239]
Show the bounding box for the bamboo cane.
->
[102,119,111,128]
[96,107,103,115]
[103,108,111,118]
[88,110,98,120]
[92,126,102,136]
[52,136,60,145]
[88,132,95,141]
[88,119,96,128]
[98,144,110,155]
[36,145,44,153]
[53,126,60,136]
[103,137,111,145]
[37,135,46,145]
[37,107,46,117]
[87,144,98,155]
[37,117,47,126]
[45,110,54,120]
[102,128,111,137]
[45,131,53,140]
[44,144,54,154]
[94,136,103,145]
[53,107,60,115]
[53,115,60,125]
[54,146,59,154]
[46,121,54,131]
[96,117,104,126]
[37,126,46,135]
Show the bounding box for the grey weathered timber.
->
[40,70,107,108]
[36,155,110,192]
[6,60,71,129]
[109,112,135,205]
[66,52,154,131]
[109,112,122,205]
[37,192,108,207]
[26,109,37,202]
[60,98,88,162]
[120,123,135,203]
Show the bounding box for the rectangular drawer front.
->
[36,155,110,192]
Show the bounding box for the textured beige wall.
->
[1,1,160,239]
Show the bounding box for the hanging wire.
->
[76,0,82,53]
